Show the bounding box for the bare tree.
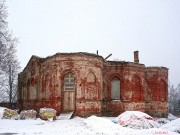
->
[3,44,20,107]
[169,82,180,115]
[0,0,20,108]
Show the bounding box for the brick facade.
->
[17,52,168,117]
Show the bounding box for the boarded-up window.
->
[64,73,74,91]
[111,80,120,99]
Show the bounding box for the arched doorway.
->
[63,73,75,111]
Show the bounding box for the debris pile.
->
[0,107,18,120]
[156,118,170,126]
[20,110,37,120]
[39,108,56,121]
[113,111,159,129]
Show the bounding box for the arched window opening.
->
[111,77,120,100]
[64,73,74,91]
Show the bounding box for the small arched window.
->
[64,73,74,91]
[111,77,120,99]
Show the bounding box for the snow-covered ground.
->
[161,118,180,133]
[0,107,179,135]
[0,116,179,135]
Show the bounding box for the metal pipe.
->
[105,53,112,60]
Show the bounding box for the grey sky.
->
[6,0,180,86]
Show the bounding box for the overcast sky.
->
[6,0,180,86]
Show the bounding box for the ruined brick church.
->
[17,51,168,117]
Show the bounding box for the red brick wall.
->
[18,53,103,116]
[18,53,168,117]
[102,62,146,116]
[145,67,168,117]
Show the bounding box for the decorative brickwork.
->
[18,52,168,117]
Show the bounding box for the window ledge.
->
[111,100,130,102]
[111,100,121,102]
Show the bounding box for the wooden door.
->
[63,73,75,111]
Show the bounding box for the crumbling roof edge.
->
[20,52,105,72]
[146,66,169,70]
[106,60,145,66]
[21,55,44,72]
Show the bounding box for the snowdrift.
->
[83,115,177,135]
[168,113,178,120]
[114,111,159,129]
[0,111,179,135]
[83,115,134,135]
[156,118,170,126]
[161,118,180,133]
[156,113,178,126]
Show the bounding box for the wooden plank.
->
[57,111,74,120]
[63,91,75,111]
